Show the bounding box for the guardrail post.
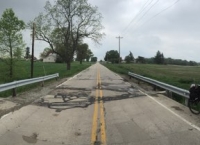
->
[153,85,157,91]
[166,90,172,98]
[56,73,59,81]
[41,76,45,87]
[41,81,44,87]
[12,88,16,97]
[185,98,189,106]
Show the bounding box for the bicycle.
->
[188,84,200,114]
[188,98,200,114]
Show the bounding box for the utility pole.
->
[116,36,123,63]
[31,23,35,78]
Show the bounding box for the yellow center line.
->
[96,71,99,86]
[98,70,101,88]
[91,69,107,145]
[99,72,107,145]
[91,72,99,144]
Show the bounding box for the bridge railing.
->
[0,73,59,97]
[128,72,190,105]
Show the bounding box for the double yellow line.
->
[91,70,107,145]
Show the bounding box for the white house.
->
[43,53,56,62]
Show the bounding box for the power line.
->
[131,0,180,33]
[134,0,159,24]
[121,0,153,34]
[140,0,180,27]
[123,0,180,36]
[122,0,159,36]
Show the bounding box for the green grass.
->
[103,63,200,90]
[0,60,92,97]
[104,63,200,104]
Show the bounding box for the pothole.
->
[75,132,81,136]
[22,133,38,144]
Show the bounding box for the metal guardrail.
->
[0,73,59,95]
[128,72,190,98]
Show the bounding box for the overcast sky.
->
[0,0,200,62]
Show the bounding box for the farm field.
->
[0,60,92,97]
[0,60,92,83]
[103,63,200,90]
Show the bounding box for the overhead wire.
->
[129,0,180,34]
[121,0,153,34]
[139,0,180,27]
[122,0,160,36]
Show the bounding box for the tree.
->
[25,47,30,59]
[29,0,104,70]
[124,51,134,63]
[129,51,134,61]
[40,47,53,59]
[13,47,23,59]
[0,9,25,79]
[50,27,70,63]
[154,50,165,64]
[136,56,145,63]
[145,57,154,64]
[76,43,88,64]
[86,49,93,62]
[104,50,119,63]
[125,56,131,63]
[91,57,97,62]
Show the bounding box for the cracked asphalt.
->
[0,63,200,145]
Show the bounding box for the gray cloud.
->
[0,0,47,22]
[88,0,200,61]
[0,0,200,62]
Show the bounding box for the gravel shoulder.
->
[0,78,68,118]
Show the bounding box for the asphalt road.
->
[0,63,200,145]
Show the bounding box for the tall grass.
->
[0,60,92,97]
[104,63,200,104]
[104,63,200,90]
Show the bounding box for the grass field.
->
[0,60,92,97]
[103,63,200,90]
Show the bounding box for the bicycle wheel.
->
[188,99,200,114]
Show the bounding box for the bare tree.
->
[29,0,104,70]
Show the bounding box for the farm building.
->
[43,53,56,62]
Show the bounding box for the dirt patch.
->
[75,132,81,136]
[123,78,129,82]
[53,113,59,117]
[0,100,4,104]
[22,133,38,144]
[94,141,101,145]
[119,74,155,92]
[171,106,184,111]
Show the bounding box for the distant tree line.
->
[144,50,198,66]
[104,50,198,66]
